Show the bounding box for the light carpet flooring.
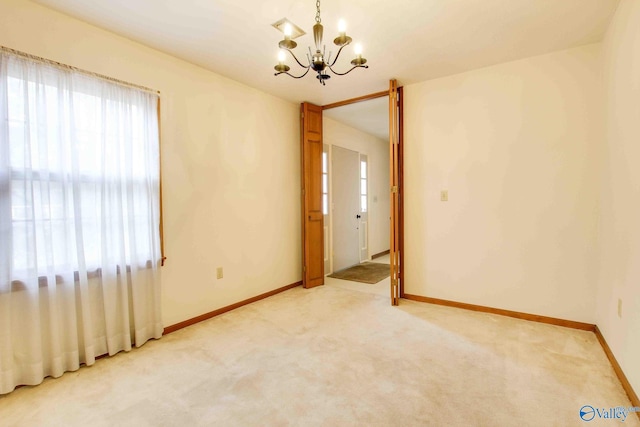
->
[1,271,637,426]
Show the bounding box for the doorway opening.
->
[323,97,390,280]
[300,82,403,304]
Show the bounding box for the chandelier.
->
[274,0,368,85]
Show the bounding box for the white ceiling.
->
[324,96,389,140]
[32,0,619,137]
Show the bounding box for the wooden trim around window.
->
[157,97,166,266]
[403,293,595,331]
[163,281,302,334]
[594,326,640,414]
[322,91,388,110]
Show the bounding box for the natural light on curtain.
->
[0,50,163,394]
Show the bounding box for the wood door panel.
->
[307,218,324,281]
[301,103,324,289]
[308,112,322,134]
[309,140,323,212]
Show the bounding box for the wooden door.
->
[301,102,324,288]
[389,80,401,305]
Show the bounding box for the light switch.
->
[618,299,622,318]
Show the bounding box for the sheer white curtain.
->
[0,50,163,394]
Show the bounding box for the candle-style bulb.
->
[338,19,347,34]
[354,43,363,56]
[284,23,293,38]
[278,50,286,64]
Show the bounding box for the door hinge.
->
[301,112,305,119]
[391,186,398,193]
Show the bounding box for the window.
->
[360,158,367,212]
[1,51,162,283]
[322,150,329,215]
[1,48,164,395]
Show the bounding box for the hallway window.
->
[360,159,367,212]
[322,151,328,215]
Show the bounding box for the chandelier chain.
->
[315,0,321,23]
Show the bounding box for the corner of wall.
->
[595,0,640,405]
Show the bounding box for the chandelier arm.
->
[326,64,369,76]
[328,43,349,68]
[286,49,310,69]
[276,67,312,79]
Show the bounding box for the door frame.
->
[322,88,404,298]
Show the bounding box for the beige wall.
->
[0,0,301,326]
[404,44,603,323]
[597,0,640,397]
[324,117,390,259]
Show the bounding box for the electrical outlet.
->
[441,190,448,202]
[216,267,223,280]
[618,299,622,318]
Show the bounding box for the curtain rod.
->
[1,45,160,96]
